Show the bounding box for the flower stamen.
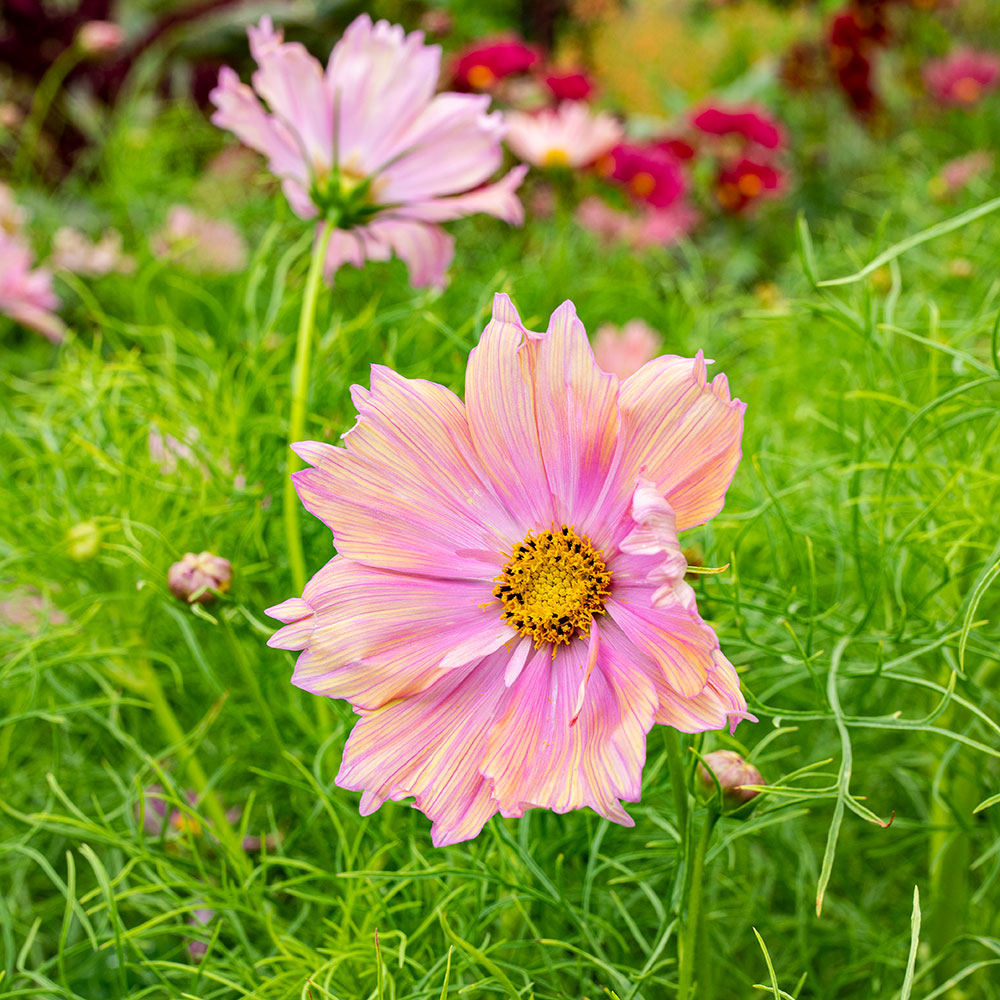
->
[493,525,611,648]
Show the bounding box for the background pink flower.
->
[0,229,65,342]
[151,205,247,275]
[593,319,661,378]
[924,48,1000,106]
[267,294,750,846]
[505,102,623,168]
[692,103,786,151]
[451,36,540,90]
[210,15,526,289]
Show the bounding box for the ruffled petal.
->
[248,17,334,176]
[481,638,656,823]
[465,293,554,527]
[336,652,510,846]
[291,366,519,579]
[365,218,455,289]
[326,15,441,175]
[395,165,527,224]
[613,351,745,532]
[268,557,508,709]
[209,67,307,186]
[654,649,754,734]
[376,93,506,203]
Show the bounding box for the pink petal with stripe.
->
[291,366,519,580]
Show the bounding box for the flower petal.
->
[481,638,656,823]
[465,293,554,527]
[291,366,519,579]
[395,165,527,224]
[366,218,455,289]
[336,653,510,846]
[613,350,745,531]
[653,649,755,734]
[271,557,508,709]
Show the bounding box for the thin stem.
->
[664,727,691,842]
[284,221,335,595]
[138,659,247,870]
[15,44,83,180]
[677,808,719,1000]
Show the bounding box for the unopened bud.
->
[168,551,232,604]
[66,520,101,560]
[697,750,764,809]
[76,21,125,58]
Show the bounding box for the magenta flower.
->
[715,158,785,214]
[210,15,526,289]
[543,70,596,103]
[924,48,1000,107]
[267,295,751,846]
[506,102,623,169]
[0,229,65,342]
[598,143,687,209]
[692,104,785,152]
[451,36,540,91]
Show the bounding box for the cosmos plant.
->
[268,294,753,847]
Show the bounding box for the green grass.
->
[3,82,1000,1000]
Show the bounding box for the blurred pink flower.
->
[151,205,247,275]
[0,585,66,633]
[506,102,622,168]
[543,70,596,102]
[692,103,785,151]
[267,294,751,846]
[937,150,994,193]
[148,425,201,475]
[715,158,786,214]
[924,48,1000,106]
[598,143,686,208]
[210,15,526,289]
[51,227,135,277]
[576,196,699,249]
[593,319,660,378]
[0,229,65,342]
[168,551,233,604]
[451,36,540,90]
[186,905,215,962]
[75,20,124,57]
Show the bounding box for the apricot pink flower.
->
[0,229,65,342]
[210,15,526,288]
[267,294,751,846]
[924,48,1000,106]
[505,102,623,169]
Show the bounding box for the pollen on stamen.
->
[492,525,611,649]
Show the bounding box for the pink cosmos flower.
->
[0,229,65,342]
[267,294,751,846]
[576,196,700,250]
[506,102,623,169]
[924,48,1000,106]
[715,158,785,214]
[210,16,526,288]
[593,319,660,379]
[51,227,135,277]
[151,205,247,275]
[598,143,686,209]
[692,103,785,151]
[452,36,540,90]
[937,150,994,194]
[543,70,596,102]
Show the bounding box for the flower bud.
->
[168,551,232,604]
[76,21,125,57]
[697,750,764,809]
[66,520,101,560]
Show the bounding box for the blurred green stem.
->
[678,808,719,1000]
[137,658,248,869]
[14,44,83,179]
[284,221,334,595]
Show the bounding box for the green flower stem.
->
[665,727,691,844]
[137,658,247,870]
[284,221,335,595]
[677,807,719,1000]
[14,43,83,180]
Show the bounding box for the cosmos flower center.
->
[542,148,571,168]
[493,526,611,648]
[629,171,656,197]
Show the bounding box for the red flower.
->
[597,143,686,209]
[715,158,785,214]
[692,104,785,151]
[452,37,540,90]
[543,70,595,102]
[652,136,697,162]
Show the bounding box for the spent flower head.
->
[210,15,526,289]
[267,294,753,846]
[168,552,233,605]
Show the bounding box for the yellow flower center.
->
[493,526,611,648]
[467,64,497,89]
[542,147,571,168]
